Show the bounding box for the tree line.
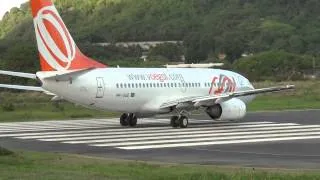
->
[0,0,319,84]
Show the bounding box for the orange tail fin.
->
[30,0,107,71]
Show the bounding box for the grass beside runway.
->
[0,81,319,122]
[248,80,320,111]
[0,151,318,180]
[0,92,119,122]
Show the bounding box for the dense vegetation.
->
[234,51,315,81]
[0,0,319,82]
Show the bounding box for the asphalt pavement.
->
[1,109,320,169]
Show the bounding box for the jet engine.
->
[205,98,246,121]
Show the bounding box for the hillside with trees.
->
[0,0,319,82]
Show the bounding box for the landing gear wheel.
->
[120,113,129,126]
[179,116,188,128]
[129,114,138,127]
[170,116,179,128]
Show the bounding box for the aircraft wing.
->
[0,70,37,79]
[160,85,295,109]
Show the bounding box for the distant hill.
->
[0,0,319,75]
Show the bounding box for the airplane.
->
[0,0,294,128]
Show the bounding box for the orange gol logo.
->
[209,75,237,95]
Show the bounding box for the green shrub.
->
[1,102,15,112]
[69,114,93,119]
[52,102,65,112]
[0,147,14,156]
[233,51,317,81]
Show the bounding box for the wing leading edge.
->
[160,85,295,109]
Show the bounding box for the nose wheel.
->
[170,115,188,128]
[120,113,137,127]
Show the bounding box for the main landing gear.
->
[120,112,189,128]
[120,113,138,127]
[170,115,189,128]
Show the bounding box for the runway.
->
[1,110,320,169]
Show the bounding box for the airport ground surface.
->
[0,110,320,169]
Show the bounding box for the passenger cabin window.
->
[116,84,119,88]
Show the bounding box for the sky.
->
[0,0,28,20]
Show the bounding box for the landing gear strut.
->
[170,116,179,128]
[120,113,137,127]
[170,115,189,128]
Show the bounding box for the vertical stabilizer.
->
[30,0,106,71]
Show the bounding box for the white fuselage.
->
[37,68,255,115]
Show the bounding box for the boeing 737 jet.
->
[0,0,294,128]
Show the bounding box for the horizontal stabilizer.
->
[41,68,95,81]
[0,70,37,79]
[0,84,43,91]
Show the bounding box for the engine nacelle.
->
[206,98,247,121]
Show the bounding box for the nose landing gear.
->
[120,113,137,127]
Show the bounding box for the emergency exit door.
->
[96,77,105,98]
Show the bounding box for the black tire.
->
[179,116,188,128]
[129,115,138,127]
[170,116,179,128]
[120,113,129,126]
